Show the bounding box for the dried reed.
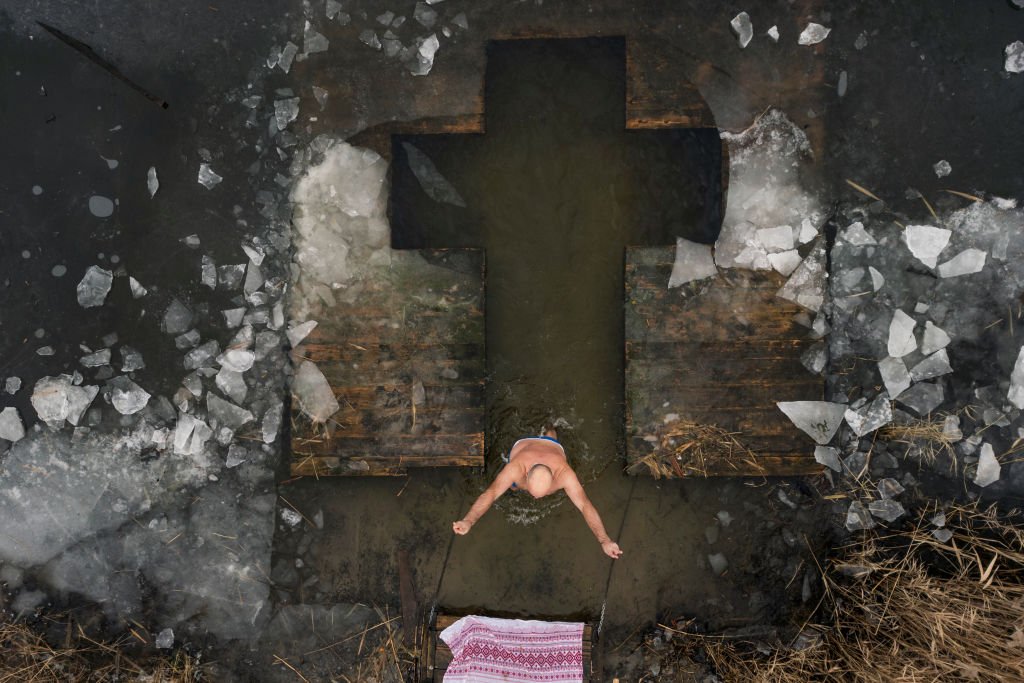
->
[693,502,1024,682]
[879,412,960,470]
[0,617,200,682]
[629,420,763,478]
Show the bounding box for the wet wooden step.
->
[625,246,823,478]
[290,249,485,477]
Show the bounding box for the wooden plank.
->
[625,39,715,129]
[300,342,485,364]
[625,246,822,478]
[315,358,485,389]
[322,406,484,440]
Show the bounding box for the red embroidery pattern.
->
[441,617,584,683]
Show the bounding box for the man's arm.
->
[453,465,517,535]
[562,472,623,559]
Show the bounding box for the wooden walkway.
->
[290,250,485,476]
[625,247,823,478]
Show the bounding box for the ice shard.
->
[777,401,847,444]
[897,381,945,417]
[845,501,875,531]
[730,12,753,48]
[974,442,1000,487]
[909,349,952,382]
[303,21,329,53]
[839,221,876,246]
[0,407,25,442]
[903,225,950,268]
[293,361,339,423]
[777,240,826,312]
[937,248,986,278]
[198,163,223,189]
[668,237,717,287]
[887,309,917,358]
[921,321,951,355]
[1009,345,1024,409]
[844,393,892,437]
[109,377,151,415]
[1006,40,1024,73]
[868,499,905,522]
[76,266,113,308]
[147,167,159,197]
[814,445,841,472]
[933,160,952,178]
[401,142,466,207]
[868,266,885,291]
[286,320,318,347]
[798,23,831,45]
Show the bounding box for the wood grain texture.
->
[625,246,823,477]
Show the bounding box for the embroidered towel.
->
[440,615,584,682]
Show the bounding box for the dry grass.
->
[879,411,961,470]
[691,502,1024,682]
[628,420,763,478]
[343,607,415,683]
[0,616,201,682]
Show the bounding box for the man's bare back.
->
[452,429,623,559]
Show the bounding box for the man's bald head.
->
[525,463,553,498]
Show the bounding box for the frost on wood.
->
[668,237,717,287]
[777,401,846,444]
[293,361,340,423]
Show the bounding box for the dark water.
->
[391,37,722,522]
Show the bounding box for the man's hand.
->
[453,520,473,535]
[602,541,623,559]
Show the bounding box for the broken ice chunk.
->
[31,375,72,426]
[175,329,201,350]
[5,377,21,394]
[668,237,717,287]
[184,340,220,370]
[931,511,947,527]
[837,70,848,97]
[910,349,952,382]
[88,195,115,218]
[845,501,875,531]
[293,361,340,422]
[80,348,111,368]
[360,30,381,49]
[241,238,265,265]
[275,97,300,131]
[0,407,25,442]
[844,393,892,437]
[287,320,318,347]
[218,264,246,289]
[201,255,217,289]
[222,308,245,328]
[730,12,753,48]
[215,368,247,404]
[868,499,905,522]
[714,221,770,270]
[1009,346,1024,409]
[155,628,174,649]
[943,415,963,441]
[262,402,283,443]
[814,445,841,472]
[173,412,212,455]
[868,266,884,291]
[147,167,159,197]
[217,349,255,373]
[279,42,299,73]
[777,240,826,312]
[409,33,440,76]
[768,250,802,276]
[76,266,113,308]
[109,377,150,415]
[707,552,728,575]
[281,508,303,527]
[401,142,465,207]
[1006,41,1024,73]
[933,528,953,543]
[414,1,437,27]
[974,442,1001,487]
[312,86,328,111]
[225,443,248,468]
[933,159,951,178]
[937,248,986,278]
[840,221,876,246]
[198,163,223,189]
[129,277,147,298]
[244,260,263,295]
[207,393,254,431]
[757,225,795,253]
[897,381,944,417]
[798,219,817,244]
[163,300,193,335]
[921,321,951,355]
[877,478,904,499]
[452,12,468,30]
[798,23,831,45]
[801,342,827,375]
[777,401,847,444]
[767,25,779,42]
[887,309,917,358]
[303,21,329,53]
[903,225,951,268]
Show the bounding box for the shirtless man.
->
[452,429,623,559]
